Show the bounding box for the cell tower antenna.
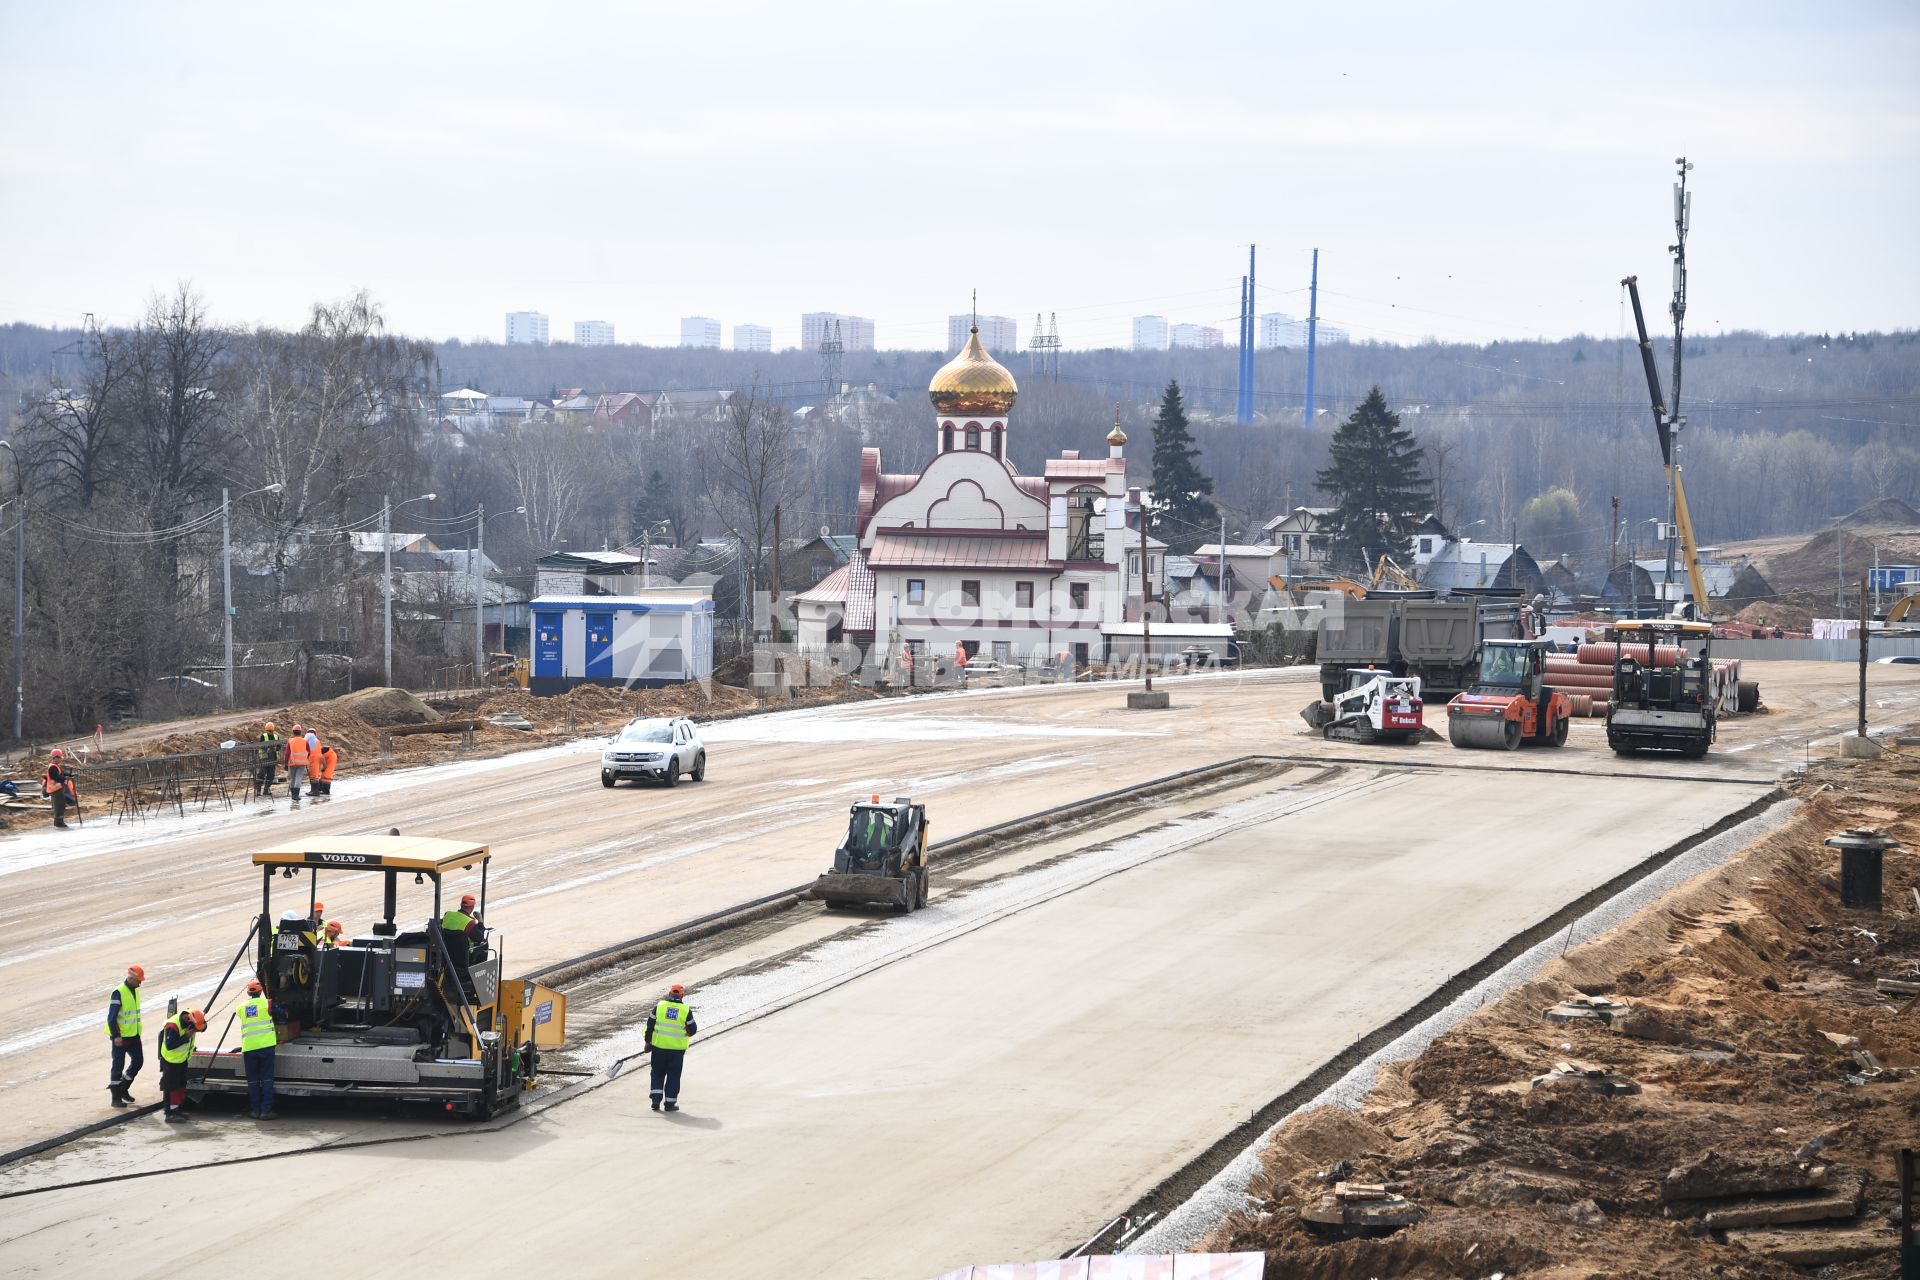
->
[819,318,844,402]
[1236,244,1256,424]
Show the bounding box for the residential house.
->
[1418,540,1545,596]
[1262,507,1334,566]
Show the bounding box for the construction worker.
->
[254,721,281,798]
[281,724,311,801]
[318,920,345,949]
[312,742,338,796]
[157,1008,206,1124]
[42,748,78,829]
[105,964,145,1108]
[645,983,697,1113]
[237,979,283,1119]
[440,893,480,967]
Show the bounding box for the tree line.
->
[1,297,1914,731]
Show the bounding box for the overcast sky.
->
[2,2,1915,350]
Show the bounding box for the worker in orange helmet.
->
[158,1008,208,1123]
[645,982,698,1113]
[281,723,312,801]
[43,747,78,829]
[318,920,345,949]
[106,963,146,1107]
[237,979,284,1119]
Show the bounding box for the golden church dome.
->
[929,327,1018,416]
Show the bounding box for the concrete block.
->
[1127,691,1172,710]
[1841,734,1883,759]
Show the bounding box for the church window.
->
[942,423,955,452]
[965,423,981,451]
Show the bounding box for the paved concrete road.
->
[0,660,1895,1151]
[0,767,1767,1279]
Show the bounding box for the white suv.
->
[601,717,706,788]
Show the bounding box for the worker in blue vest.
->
[237,979,285,1120]
[645,983,697,1113]
[105,963,145,1107]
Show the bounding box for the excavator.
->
[1446,639,1572,750]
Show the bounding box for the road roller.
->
[1447,638,1573,751]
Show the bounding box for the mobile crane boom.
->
[1621,274,1711,616]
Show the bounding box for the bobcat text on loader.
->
[1446,638,1573,751]
[189,835,566,1117]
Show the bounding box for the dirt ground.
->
[1202,745,1920,1277]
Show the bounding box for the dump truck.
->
[1313,596,1525,704]
[815,795,930,912]
[189,835,566,1117]
[1606,619,1716,757]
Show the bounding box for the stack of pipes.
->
[1540,644,1753,718]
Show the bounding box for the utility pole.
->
[1303,248,1320,430]
[382,495,393,688]
[222,489,234,704]
[772,503,782,646]
[1859,574,1869,742]
[0,440,22,739]
[474,501,485,682]
[1217,513,1227,625]
[1140,501,1154,693]
[1609,495,1621,577]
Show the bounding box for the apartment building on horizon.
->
[505,311,549,345]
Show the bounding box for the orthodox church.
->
[792,326,1161,670]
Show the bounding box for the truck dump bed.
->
[1397,601,1477,664]
[1316,600,1396,664]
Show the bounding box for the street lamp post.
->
[384,492,436,688]
[0,441,20,739]
[222,483,284,706]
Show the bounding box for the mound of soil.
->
[1732,600,1814,632]
[1835,497,1920,529]
[712,650,855,690]
[1206,753,1920,1278]
[332,686,439,727]
[1759,528,1880,594]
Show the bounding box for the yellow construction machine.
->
[1270,573,1368,600]
[190,835,566,1117]
[1369,554,1422,592]
[484,652,529,689]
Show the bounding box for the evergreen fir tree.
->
[1148,380,1218,553]
[631,469,674,539]
[1313,386,1433,572]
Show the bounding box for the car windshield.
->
[618,722,675,744]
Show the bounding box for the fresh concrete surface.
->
[0,767,1766,1279]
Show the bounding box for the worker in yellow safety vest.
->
[440,892,480,967]
[645,983,698,1113]
[158,1008,206,1124]
[317,920,345,949]
[105,964,145,1107]
[237,979,283,1119]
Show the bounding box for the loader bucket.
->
[815,872,913,910]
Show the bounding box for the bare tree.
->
[118,285,234,539]
[704,381,803,613]
[23,320,127,508]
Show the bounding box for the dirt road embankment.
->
[1205,749,1920,1278]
